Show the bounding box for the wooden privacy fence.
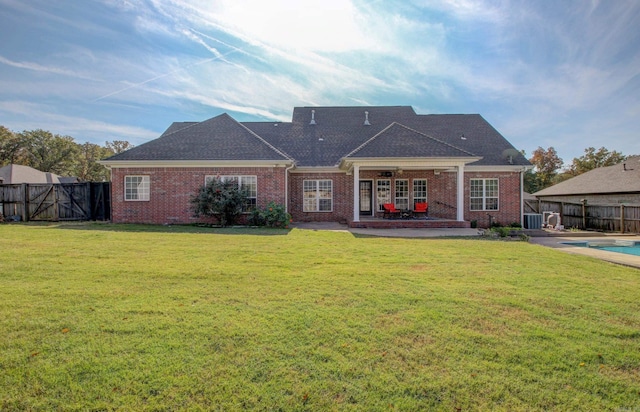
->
[0,182,111,222]
[528,200,640,233]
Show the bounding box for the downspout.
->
[284,163,295,214]
[520,167,525,226]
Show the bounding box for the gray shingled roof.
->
[106,114,291,162]
[106,106,530,168]
[346,122,475,158]
[534,157,640,196]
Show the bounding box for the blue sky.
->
[1,0,639,165]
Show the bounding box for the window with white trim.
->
[205,175,257,211]
[395,179,409,210]
[376,179,391,211]
[470,178,499,211]
[413,179,427,207]
[303,180,332,212]
[124,175,150,201]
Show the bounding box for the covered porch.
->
[343,158,480,228]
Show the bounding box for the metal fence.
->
[0,182,111,222]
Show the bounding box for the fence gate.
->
[0,183,110,222]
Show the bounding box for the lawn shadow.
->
[40,222,292,236]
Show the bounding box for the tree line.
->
[524,146,629,193]
[0,126,133,182]
[0,124,631,191]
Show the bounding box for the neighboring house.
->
[100,106,531,228]
[533,156,640,205]
[0,164,73,184]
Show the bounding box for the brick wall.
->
[288,172,352,223]
[287,169,522,227]
[465,171,522,228]
[111,167,286,224]
[111,167,523,227]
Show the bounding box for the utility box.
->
[523,213,542,229]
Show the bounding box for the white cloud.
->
[0,55,98,81]
[0,101,158,144]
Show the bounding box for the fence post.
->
[621,204,625,234]
[22,183,29,222]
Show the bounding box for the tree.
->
[106,140,134,154]
[0,126,25,166]
[20,129,79,176]
[191,178,249,226]
[569,147,625,176]
[74,142,113,181]
[529,146,563,191]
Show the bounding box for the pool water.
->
[594,245,640,256]
[561,240,640,257]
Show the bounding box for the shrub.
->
[191,178,249,227]
[250,202,291,228]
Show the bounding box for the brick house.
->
[100,106,531,228]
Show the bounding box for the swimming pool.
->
[561,240,640,257]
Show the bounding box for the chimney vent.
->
[364,111,371,126]
[309,109,316,125]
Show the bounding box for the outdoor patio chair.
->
[412,202,428,218]
[382,203,401,219]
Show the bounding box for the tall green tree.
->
[529,146,563,191]
[74,142,113,181]
[569,147,625,176]
[0,126,25,166]
[20,129,80,176]
[105,140,134,154]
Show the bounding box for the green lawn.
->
[1,223,639,411]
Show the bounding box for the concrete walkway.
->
[292,222,640,269]
[292,222,481,238]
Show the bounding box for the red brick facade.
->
[111,167,286,224]
[464,171,522,227]
[110,166,522,228]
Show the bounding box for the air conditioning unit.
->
[523,213,542,229]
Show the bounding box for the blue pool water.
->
[595,245,640,256]
[561,240,640,257]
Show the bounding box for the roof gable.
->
[106,113,291,162]
[346,122,475,159]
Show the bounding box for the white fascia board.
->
[465,165,533,172]
[340,157,482,170]
[98,160,294,168]
[289,166,345,174]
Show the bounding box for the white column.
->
[456,165,465,221]
[353,165,360,223]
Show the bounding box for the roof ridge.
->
[343,122,397,158]
[344,122,476,158]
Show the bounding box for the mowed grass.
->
[1,224,639,411]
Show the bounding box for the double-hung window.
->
[395,179,409,210]
[470,178,499,211]
[205,175,257,211]
[376,179,391,211]
[303,180,332,212]
[413,179,427,207]
[124,175,150,201]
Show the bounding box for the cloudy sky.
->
[1,0,638,164]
